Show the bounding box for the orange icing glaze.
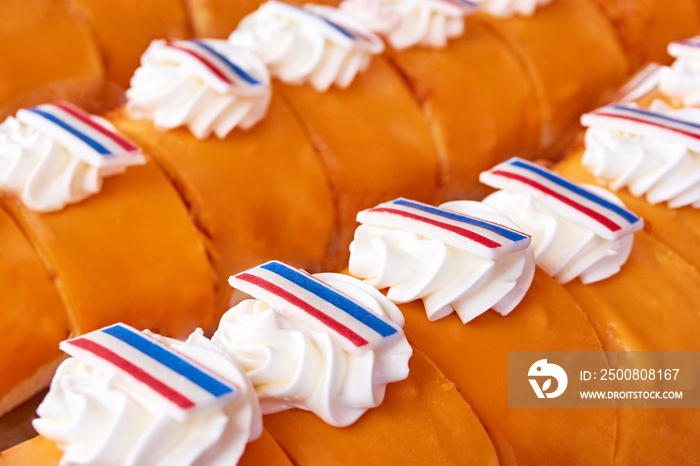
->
[263,347,499,465]
[398,268,616,465]
[109,96,336,310]
[475,0,629,153]
[276,56,439,267]
[0,0,104,106]
[2,162,216,338]
[0,207,69,415]
[388,17,541,201]
[67,0,193,87]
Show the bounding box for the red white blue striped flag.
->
[16,102,144,168]
[480,158,643,241]
[60,323,238,420]
[581,103,700,153]
[229,261,401,355]
[356,198,531,259]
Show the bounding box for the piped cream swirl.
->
[212,273,411,427]
[229,1,384,91]
[483,186,634,284]
[659,39,700,107]
[582,104,700,208]
[0,115,136,212]
[127,39,271,139]
[33,329,262,466]
[349,200,535,323]
[472,0,550,17]
[340,0,470,49]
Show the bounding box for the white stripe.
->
[230,267,393,354]
[617,63,663,103]
[60,331,235,420]
[357,202,529,259]
[669,37,700,59]
[581,105,700,154]
[16,105,144,168]
[480,162,640,240]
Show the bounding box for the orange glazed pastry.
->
[214,262,499,465]
[66,0,193,88]
[347,197,614,465]
[23,324,292,465]
[478,159,700,465]
[111,38,335,307]
[0,102,216,338]
[0,207,69,417]
[0,0,104,108]
[229,2,439,265]
[380,18,541,200]
[474,0,629,153]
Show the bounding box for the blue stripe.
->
[289,4,356,40]
[261,261,397,338]
[393,198,528,242]
[29,108,111,156]
[510,159,640,224]
[102,324,234,398]
[191,40,261,85]
[608,104,700,132]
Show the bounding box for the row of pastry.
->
[0,0,669,419]
[5,33,700,464]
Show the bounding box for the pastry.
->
[0,206,69,417]
[229,2,440,265]
[66,0,192,87]
[0,0,104,110]
[0,102,216,338]
[347,196,615,465]
[214,261,499,465]
[109,38,336,308]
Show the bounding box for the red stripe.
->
[236,273,369,347]
[166,43,234,86]
[491,170,622,232]
[369,207,501,249]
[595,111,700,141]
[53,102,139,152]
[67,338,196,410]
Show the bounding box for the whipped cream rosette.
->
[339,0,473,49]
[229,1,384,91]
[659,37,700,107]
[33,323,262,466]
[0,102,145,212]
[349,197,535,323]
[213,260,411,427]
[480,157,643,284]
[471,0,551,17]
[126,38,271,139]
[581,102,700,208]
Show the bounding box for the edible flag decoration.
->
[580,104,700,154]
[480,158,644,241]
[60,323,238,420]
[16,102,145,169]
[668,36,700,59]
[163,39,266,94]
[280,2,384,52]
[356,198,531,259]
[229,261,400,355]
[615,63,663,103]
[438,0,478,11]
